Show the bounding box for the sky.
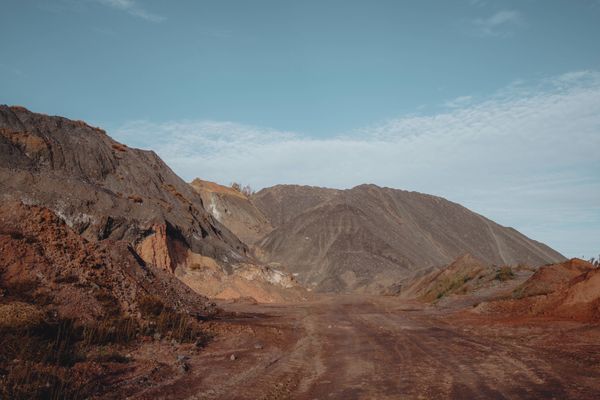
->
[1,0,599,258]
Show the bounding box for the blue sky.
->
[1,0,599,258]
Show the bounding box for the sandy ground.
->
[124,294,600,400]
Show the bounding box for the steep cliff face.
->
[252,184,566,292]
[0,105,246,274]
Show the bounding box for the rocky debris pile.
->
[476,259,600,322]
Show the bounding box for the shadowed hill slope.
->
[0,106,301,303]
[0,105,246,271]
[251,184,565,292]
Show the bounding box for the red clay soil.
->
[480,259,600,322]
[128,295,600,400]
[0,201,215,320]
[0,201,217,399]
[515,258,595,298]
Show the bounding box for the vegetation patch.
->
[494,266,515,281]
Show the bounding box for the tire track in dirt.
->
[179,296,600,400]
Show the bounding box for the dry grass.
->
[495,266,515,281]
[0,302,45,330]
[139,295,210,343]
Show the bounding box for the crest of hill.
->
[191,178,248,200]
[251,184,566,293]
[190,178,273,246]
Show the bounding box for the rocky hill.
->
[251,184,566,292]
[0,105,245,267]
[0,105,297,302]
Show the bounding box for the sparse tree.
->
[230,182,254,196]
[241,184,254,196]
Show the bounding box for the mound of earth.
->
[393,254,491,301]
[0,105,245,271]
[251,184,565,292]
[0,201,215,399]
[190,178,272,246]
[0,201,214,320]
[0,106,299,302]
[477,259,600,322]
[513,258,595,299]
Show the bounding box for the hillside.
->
[251,184,565,292]
[190,178,272,246]
[0,201,216,398]
[0,105,297,302]
[479,259,600,322]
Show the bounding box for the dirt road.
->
[137,296,600,399]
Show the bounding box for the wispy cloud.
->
[113,71,600,258]
[95,0,164,22]
[443,95,473,109]
[472,10,523,37]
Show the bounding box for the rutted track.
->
[141,296,600,400]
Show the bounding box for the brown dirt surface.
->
[131,295,600,400]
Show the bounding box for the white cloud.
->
[443,95,473,109]
[113,71,600,258]
[472,10,523,37]
[95,0,164,22]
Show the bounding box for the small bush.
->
[495,266,515,281]
[139,296,164,317]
